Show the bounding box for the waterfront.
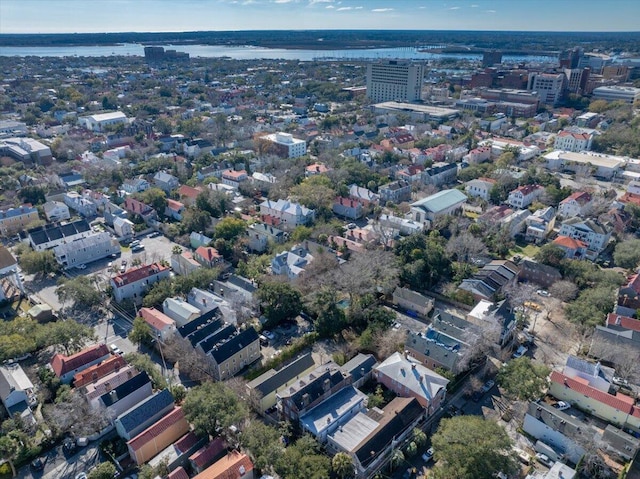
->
[0,43,558,63]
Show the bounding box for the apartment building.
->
[554,130,594,152]
[259,199,315,229]
[110,263,171,303]
[0,205,39,237]
[26,219,92,251]
[258,132,307,158]
[54,231,120,269]
[506,184,544,209]
[64,191,98,217]
[366,60,424,103]
[527,72,565,106]
[592,86,640,104]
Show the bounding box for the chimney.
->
[302,393,310,407]
[323,378,331,392]
[105,382,111,392]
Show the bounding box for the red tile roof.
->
[561,191,592,205]
[167,199,185,211]
[127,406,189,452]
[222,170,247,180]
[620,192,640,206]
[513,184,543,196]
[607,313,640,332]
[177,185,204,199]
[193,452,254,479]
[195,246,222,262]
[553,235,588,250]
[551,371,640,417]
[112,263,169,288]
[73,355,127,388]
[190,437,226,470]
[558,131,590,140]
[174,431,200,453]
[140,307,175,331]
[168,467,190,479]
[51,344,110,378]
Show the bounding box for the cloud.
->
[326,4,335,7]
[337,6,352,10]
[273,0,295,3]
[486,9,496,13]
[449,6,460,9]
[308,0,333,4]
[470,3,479,6]
[372,8,394,12]
[355,5,363,8]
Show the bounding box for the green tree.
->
[497,357,550,401]
[240,421,284,472]
[332,452,355,479]
[18,185,46,205]
[137,187,168,212]
[431,416,518,479]
[129,316,153,346]
[535,243,566,268]
[0,435,18,477]
[565,285,616,330]
[88,462,117,479]
[309,287,345,338]
[214,217,247,241]
[18,249,59,275]
[47,320,96,355]
[275,435,331,479]
[290,175,335,214]
[142,278,174,308]
[56,276,102,309]
[257,281,302,328]
[181,208,211,234]
[291,225,313,243]
[182,381,248,437]
[124,352,167,389]
[614,239,640,269]
[394,232,451,290]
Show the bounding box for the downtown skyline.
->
[1,0,639,34]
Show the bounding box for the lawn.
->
[509,243,540,259]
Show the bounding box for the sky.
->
[1,0,639,34]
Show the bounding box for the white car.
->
[512,345,528,359]
[553,401,570,411]
[536,289,551,297]
[262,330,276,340]
[76,264,87,270]
[481,380,495,393]
[110,344,123,356]
[535,453,554,468]
[422,447,434,463]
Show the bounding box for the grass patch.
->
[509,243,540,259]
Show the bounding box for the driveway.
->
[16,442,100,479]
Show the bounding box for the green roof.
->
[411,189,467,213]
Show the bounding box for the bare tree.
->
[590,337,640,383]
[457,320,502,372]
[503,282,537,310]
[43,390,109,437]
[163,335,216,383]
[225,377,263,414]
[549,280,579,302]
[445,232,488,262]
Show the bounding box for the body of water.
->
[0,43,558,63]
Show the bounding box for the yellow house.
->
[0,205,39,237]
[246,353,316,413]
[549,371,640,432]
[127,406,190,465]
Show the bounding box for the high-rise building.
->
[527,73,565,106]
[563,68,590,94]
[482,50,503,67]
[366,60,424,103]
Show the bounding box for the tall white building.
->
[259,132,307,158]
[366,60,424,103]
[528,72,565,106]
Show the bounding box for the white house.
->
[259,199,315,229]
[0,363,37,421]
[271,245,314,279]
[525,206,556,243]
[54,232,120,269]
[110,263,171,303]
[260,132,307,158]
[113,216,134,239]
[554,130,594,152]
[139,307,177,341]
[27,219,92,251]
[558,218,612,259]
[558,191,592,218]
[162,297,201,327]
[465,177,496,201]
[79,111,128,132]
[153,171,179,193]
[43,201,71,222]
[64,191,98,217]
[121,178,150,195]
[506,184,544,209]
[221,169,248,189]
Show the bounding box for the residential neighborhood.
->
[1,22,640,479]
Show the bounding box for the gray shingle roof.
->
[249,353,315,396]
[116,388,174,435]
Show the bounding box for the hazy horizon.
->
[1,0,639,34]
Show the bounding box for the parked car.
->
[553,401,570,411]
[512,345,528,359]
[259,335,269,346]
[262,330,276,340]
[613,376,630,387]
[148,231,161,238]
[130,240,140,248]
[422,447,434,463]
[536,289,551,297]
[481,380,495,393]
[110,344,123,356]
[76,264,87,270]
[535,453,554,468]
[63,438,77,454]
[75,473,87,479]
[76,437,89,447]
[31,457,45,471]
[524,301,542,311]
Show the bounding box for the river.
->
[0,43,558,63]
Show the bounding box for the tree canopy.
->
[497,357,550,401]
[614,239,640,269]
[257,281,302,328]
[431,416,518,479]
[56,276,102,309]
[182,381,248,437]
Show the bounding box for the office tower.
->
[366,60,424,103]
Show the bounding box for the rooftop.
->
[51,344,110,377]
[112,263,169,288]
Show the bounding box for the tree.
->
[565,285,616,330]
[275,435,331,479]
[137,187,167,213]
[240,421,284,473]
[308,287,345,337]
[535,243,566,268]
[56,276,102,310]
[431,416,518,479]
[497,357,550,401]
[142,278,174,308]
[549,280,579,302]
[445,232,488,262]
[290,175,335,214]
[129,316,153,346]
[124,352,167,389]
[0,435,18,477]
[181,208,211,234]
[88,462,116,479]
[214,217,247,241]
[182,381,248,438]
[257,281,302,328]
[614,239,640,269]
[18,185,46,205]
[47,320,96,355]
[332,452,355,479]
[18,249,59,275]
